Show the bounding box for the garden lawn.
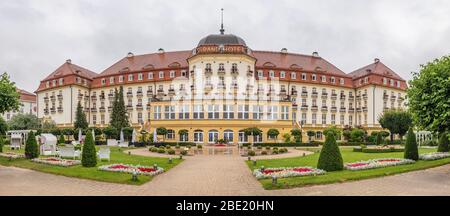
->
[246,147,450,189]
[0,146,182,185]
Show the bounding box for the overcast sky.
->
[1,0,449,93]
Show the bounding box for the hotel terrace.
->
[35,28,407,144]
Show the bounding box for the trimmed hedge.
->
[242,142,321,147]
[338,142,375,146]
[154,142,195,148]
[361,148,404,153]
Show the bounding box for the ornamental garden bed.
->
[0,152,25,159]
[253,167,326,179]
[149,146,191,156]
[353,145,404,153]
[344,158,415,171]
[31,157,81,167]
[419,152,450,161]
[98,164,164,176]
[245,147,289,156]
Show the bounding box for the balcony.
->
[57,107,63,113]
[99,107,106,112]
[331,94,337,100]
[257,89,265,95]
[279,89,287,97]
[348,108,355,112]
[100,94,106,101]
[91,107,97,113]
[267,89,276,97]
[246,84,254,91]
[321,106,328,112]
[331,106,337,112]
[168,89,175,96]
[126,92,133,97]
[398,96,405,101]
[78,93,83,99]
[107,106,113,112]
[383,94,389,100]
[231,68,239,76]
[84,107,90,112]
[126,105,133,111]
[301,105,308,111]
[50,107,56,114]
[146,104,152,110]
[84,95,89,101]
[44,108,49,115]
[356,107,362,112]
[136,91,143,97]
[157,89,165,97]
[301,91,308,97]
[340,94,346,100]
[391,95,397,100]
[136,104,144,110]
[108,93,114,100]
[50,95,56,101]
[231,84,239,90]
[217,68,225,75]
[147,90,153,97]
[205,84,213,91]
[44,96,49,101]
[383,107,390,112]
[355,95,361,100]
[57,94,63,100]
[311,105,318,111]
[205,68,212,76]
[291,90,298,96]
[247,70,253,77]
[362,107,368,112]
[311,92,318,98]
[362,93,368,99]
[91,95,97,100]
[321,93,328,99]
[340,107,346,113]
[349,95,354,100]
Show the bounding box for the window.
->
[218,63,225,71]
[52,80,56,86]
[159,71,164,79]
[340,115,345,125]
[383,78,387,85]
[110,77,115,84]
[208,105,219,119]
[316,132,323,140]
[267,106,278,120]
[166,130,175,140]
[312,74,317,81]
[321,76,327,82]
[300,113,307,125]
[238,131,248,143]
[281,106,289,120]
[92,115,97,125]
[269,70,275,78]
[291,72,296,79]
[208,130,219,143]
[148,72,154,80]
[179,131,189,142]
[223,130,234,143]
[128,74,133,81]
[331,114,336,124]
[280,71,286,78]
[349,115,353,125]
[154,106,162,119]
[138,113,143,124]
[252,105,264,120]
[223,105,234,119]
[238,105,249,119]
[253,134,263,143]
[170,70,175,78]
[194,130,204,143]
[179,105,190,119]
[119,75,124,83]
[302,73,307,80]
[194,105,204,119]
[138,73,143,80]
[364,77,369,83]
[330,77,335,84]
[46,81,50,88]
[390,79,394,86]
[312,113,317,124]
[258,70,263,78]
[59,78,64,85]
[101,115,105,125]
[164,106,175,119]
[101,79,106,86]
[322,114,327,125]
[397,81,401,88]
[340,78,344,85]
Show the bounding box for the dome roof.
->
[198,34,247,47]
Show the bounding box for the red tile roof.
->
[349,60,405,81]
[252,51,348,77]
[42,61,98,81]
[17,88,36,102]
[98,51,192,77]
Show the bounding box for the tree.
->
[290,129,302,143]
[157,127,168,142]
[0,117,8,136]
[74,101,88,129]
[378,110,413,143]
[40,119,57,130]
[178,129,189,142]
[81,131,97,167]
[404,128,419,160]
[7,113,39,130]
[323,126,342,139]
[306,131,316,142]
[408,55,450,133]
[376,132,383,145]
[0,73,20,114]
[267,129,280,141]
[25,131,39,159]
[342,129,351,141]
[0,135,4,153]
[110,87,129,130]
[350,129,365,142]
[244,127,262,136]
[103,127,118,139]
[282,133,292,143]
[437,132,449,152]
[317,133,343,171]
[59,134,66,144]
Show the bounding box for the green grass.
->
[0,146,183,185]
[246,147,450,189]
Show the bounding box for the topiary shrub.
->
[59,135,66,144]
[376,133,383,145]
[81,132,97,167]
[248,150,256,156]
[168,149,176,155]
[197,144,203,149]
[437,132,449,152]
[404,128,419,160]
[317,133,343,171]
[0,136,4,153]
[180,150,188,155]
[158,148,166,154]
[265,147,271,150]
[25,131,39,159]
[272,149,279,154]
[261,151,268,155]
[149,147,158,152]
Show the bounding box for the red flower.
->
[110,165,131,169]
[292,168,313,173]
[347,163,368,167]
[137,167,156,173]
[377,159,400,163]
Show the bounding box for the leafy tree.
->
[282,133,292,143]
[437,132,449,152]
[323,126,342,139]
[103,127,118,139]
[342,129,351,141]
[0,135,4,153]
[244,127,262,136]
[0,117,8,135]
[74,101,88,129]
[81,131,97,167]
[404,128,419,160]
[122,127,134,141]
[110,87,129,130]
[350,129,365,142]
[89,127,103,137]
[178,129,189,142]
[0,73,20,114]
[58,134,66,144]
[25,131,39,159]
[8,113,39,130]
[290,129,302,143]
[408,55,450,133]
[317,133,343,171]
[157,127,167,142]
[378,110,413,143]
[306,131,316,141]
[376,132,383,145]
[267,129,280,140]
[40,119,57,130]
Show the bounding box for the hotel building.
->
[2,88,37,121]
[35,28,407,144]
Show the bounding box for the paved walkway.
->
[2,150,450,196]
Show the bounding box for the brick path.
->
[2,151,450,196]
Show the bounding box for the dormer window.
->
[291,72,296,79]
[46,81,50,88]
[390,79,394,86]
[321,75,326,82]
[258,70,263,78]
[59,78,64,85]
[138,73,143,81]
[148,72,154,80]
[383,78,387,85]
[159,71,164,79]
[128,74,133,81]
[396,81,401,88]
[330,77,335,84]
[170,70,175,78]
[340,78,344,85]
[280,71,285,79]
[101,79,106,86]
[119,75,124,83]
[312,74,317,81]
[110,77,114,84]
[302,73,307,80]
[269,70,275,78]
[52,80,56,86]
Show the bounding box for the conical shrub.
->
[25,131,39,159]
[0,136,4,153]
[317,132,343,171]
[404,128,419,160]
[437,132,449,152]
[81,132,97,167]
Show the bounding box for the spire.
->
[220,8,225,35]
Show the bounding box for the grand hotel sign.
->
[196,44,248,55]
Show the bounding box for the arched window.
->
[194,130,203,143]
[166,130,175,140]
[179,131,189,142]
[238,130,248,143]
[208,130,219,143]
[223,130,234,144]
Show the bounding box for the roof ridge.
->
[253,50,315,58]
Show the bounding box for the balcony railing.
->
[321,106,328,112]
[50,107,56,114]
[362,107,368,112]
[57,107,63,113]
[231,68,239,75]
[217,68,225,75]
[311,92,318,98]
[348,108,355,112]
[331,107,337,112]
[91,95,97,100]
[301,91,308,97]
[44,108,49,114]
[57,94,63,100]
[349,95,354,100]
[321,93,328,99]
[126,105,133,111]
[136,104,144,110]
[362,93,368,99]
[205,68,212,75]
[291,90,298,96]
[108,93,114,99]
[126,92,133,97]
[301,105,308,111]
[311,105,318,111]
[331,94,337,100]
[247,70,253,77]
[340,94,346,100]
[99,107,106,112]
[91,107,97,113]
[340,107,346,113]
[147,91,153,97]
[157,90,165,96]
[205,84,213,91]
[107,106,113,112]
[136,91,143,97]
[168,89,175,96]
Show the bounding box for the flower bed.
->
[253,167,326,179]
[419,152,450,161]
[31,157,81,167]
[0,152,25,159]
[98,164,164,176]
[345,158,415,171]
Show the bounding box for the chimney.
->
[158,48,165,54]
[281,48,288,54]
[127,52,134,58]
[66,59,72,64]
[312,51,319,58]
[374,58,380,63]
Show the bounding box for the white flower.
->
[253,166,326,179]
[419,152,450,161]
[345,158,415,171]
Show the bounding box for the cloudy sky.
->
[1,0,449,93]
